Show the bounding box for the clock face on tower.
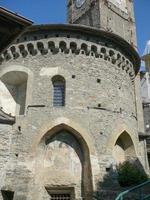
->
[75,0,86,8]
[109,0,127,12]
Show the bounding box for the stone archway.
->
[0,65,33,115]
[35,123,93,200]
[112,131,137,165]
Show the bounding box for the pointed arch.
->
[31,118,99,199]
[32,118,96,155]
[37,124,93,199]
[112,131,137,164]
[107,122,139,155]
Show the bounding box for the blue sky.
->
[0,0,149,56]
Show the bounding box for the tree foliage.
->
[117,161,148,187]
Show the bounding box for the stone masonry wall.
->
[0,27,145,200]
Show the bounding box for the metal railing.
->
[115,180,150,200]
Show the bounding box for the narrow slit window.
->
[52,76,65,107]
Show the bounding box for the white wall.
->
[0,80,16,115]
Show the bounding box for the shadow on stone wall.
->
[93,159,149,200]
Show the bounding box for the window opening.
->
[52,76,65,107]
[50,194,71,200]
[1,190,14,200]
[46,188,74,200]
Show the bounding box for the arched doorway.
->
[112,131,136,165]
[36,125,93,200]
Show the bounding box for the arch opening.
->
[0,71,28,115]
[36,124,93,200]
[59,41,67,52]
[112,131,136,165]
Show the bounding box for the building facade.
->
[141,40,150,166]
[0,0,149,200]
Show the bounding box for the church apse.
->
[0,0,148,196]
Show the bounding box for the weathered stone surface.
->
[0,1,148,199]
[0,25,147,199]
[68,0,137,46]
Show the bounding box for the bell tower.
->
[67,0,137,47]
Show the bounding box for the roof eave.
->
[0,7,33,54]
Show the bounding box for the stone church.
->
[0,0,149,199]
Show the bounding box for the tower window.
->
[52,76,65,107]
